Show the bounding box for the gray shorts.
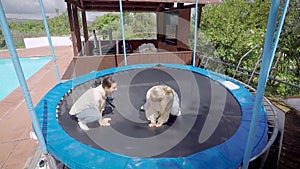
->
[76,108,100,124]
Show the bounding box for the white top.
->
[69,85,106,115]
[144,85,181,124]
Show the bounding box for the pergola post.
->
[72,5,82,55]
[81,10,89,55]
[67,3,78,56]
[197,5,203,30]
[195,4,203,65]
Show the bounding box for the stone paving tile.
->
[0,46,73,168]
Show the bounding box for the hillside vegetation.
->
[0,0,299,97]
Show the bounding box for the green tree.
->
[90,13,120,39]
[0,28,6,49]
[199,0,299,96]
[267,0,300,96]
[4,12,71,49]
[89,12,156,40]
[129,13,156,39]
[48,12,71,35]
[200,0,269,66]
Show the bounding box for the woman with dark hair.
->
[69,76,117,130]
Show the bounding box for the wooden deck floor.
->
[0,46,73,169]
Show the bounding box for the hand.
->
[155,123,163,127]
[148,123,157,127]
[99,118,111,126]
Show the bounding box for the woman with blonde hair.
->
[142,85,181,127]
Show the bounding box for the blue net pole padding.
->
[242,0,289,168]
[38,0,61,83]
[119,0,127,65]
[271,0,290,60]
[192,0,199,67]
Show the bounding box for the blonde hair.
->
[145,85,176,125]
[150,86,173,102]
[150,87,164,102]
[163,86,173,94]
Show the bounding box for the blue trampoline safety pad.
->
[35,64,268,169]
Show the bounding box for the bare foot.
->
[99,118,111,126]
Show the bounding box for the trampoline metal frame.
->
[195,70,279,162]
[199,61,279,164]
[236,80,279,162]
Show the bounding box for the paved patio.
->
[0,46,73,169]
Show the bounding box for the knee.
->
[94,112,101,120]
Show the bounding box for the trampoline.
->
[35,64,268,169]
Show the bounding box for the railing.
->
[237,80,279,162]
[201,59,280,165]
[233,44,261,78]
[199,55,300,91]
[198,52,292,166]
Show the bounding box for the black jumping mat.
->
[57,67,241,158]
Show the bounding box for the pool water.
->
[0,57,52,101]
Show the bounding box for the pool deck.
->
[0,46,73,169]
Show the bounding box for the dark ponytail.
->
[101,76,115,88]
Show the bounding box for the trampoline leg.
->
[45,154,58,169]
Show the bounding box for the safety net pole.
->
[242,0,289,168]
[119,0,127,65]
[39,0,61,83]
[0,1,48,153]
[271,0,290,59]
[192,0,199,67]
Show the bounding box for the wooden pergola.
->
[62,0,222,78]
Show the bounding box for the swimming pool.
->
[0,56,52,101]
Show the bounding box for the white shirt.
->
[69,85,106,115]
[144,85,181,124]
